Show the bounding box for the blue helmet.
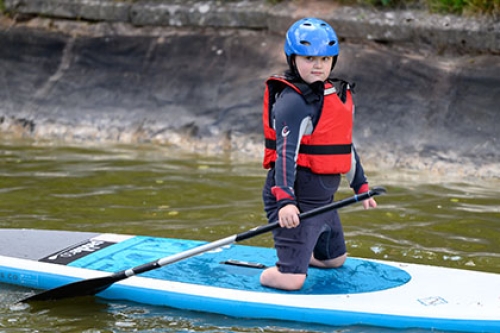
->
[284,18,339,57]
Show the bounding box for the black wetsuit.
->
[262,81,370,274]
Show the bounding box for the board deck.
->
[0,228,499,332]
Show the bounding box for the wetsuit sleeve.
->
[345,144,370,194]
[271,87,313,209]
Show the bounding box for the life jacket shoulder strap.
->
[267,75,321,104]
[327,77,356,103]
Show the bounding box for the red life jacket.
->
[262,76,354,174]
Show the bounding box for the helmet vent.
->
[328,41,337,46]
[300,41,311,46]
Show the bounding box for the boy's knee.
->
[310,252,347,268]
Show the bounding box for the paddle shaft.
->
[20,187,385,301]
[130,187,385,275]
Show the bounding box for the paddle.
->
[19,186,386,302]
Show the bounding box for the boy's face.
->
[295,55,333,85]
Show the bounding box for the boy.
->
[260,18,377,290]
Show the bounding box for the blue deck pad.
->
[69,236,411,294]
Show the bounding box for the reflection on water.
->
[1,138,499,333]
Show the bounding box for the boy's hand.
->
[362,197,377,209]
[278,204,301,228]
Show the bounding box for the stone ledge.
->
[4,0,499,53]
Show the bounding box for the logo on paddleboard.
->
[418,296,448,306]
[40,239,115,265]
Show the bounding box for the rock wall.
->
[1,1,499,177]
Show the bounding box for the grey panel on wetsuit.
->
[0,229,100,260]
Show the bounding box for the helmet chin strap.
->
[286,55,298,77]
[331,55,338,72]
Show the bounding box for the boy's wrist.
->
[271,186,294,202]
[356,183,370,194]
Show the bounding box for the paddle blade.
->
[19,275,118,302]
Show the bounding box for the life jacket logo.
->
[40,239,115,265]
[281,126,290,137]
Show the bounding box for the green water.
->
[1,138,499,333]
